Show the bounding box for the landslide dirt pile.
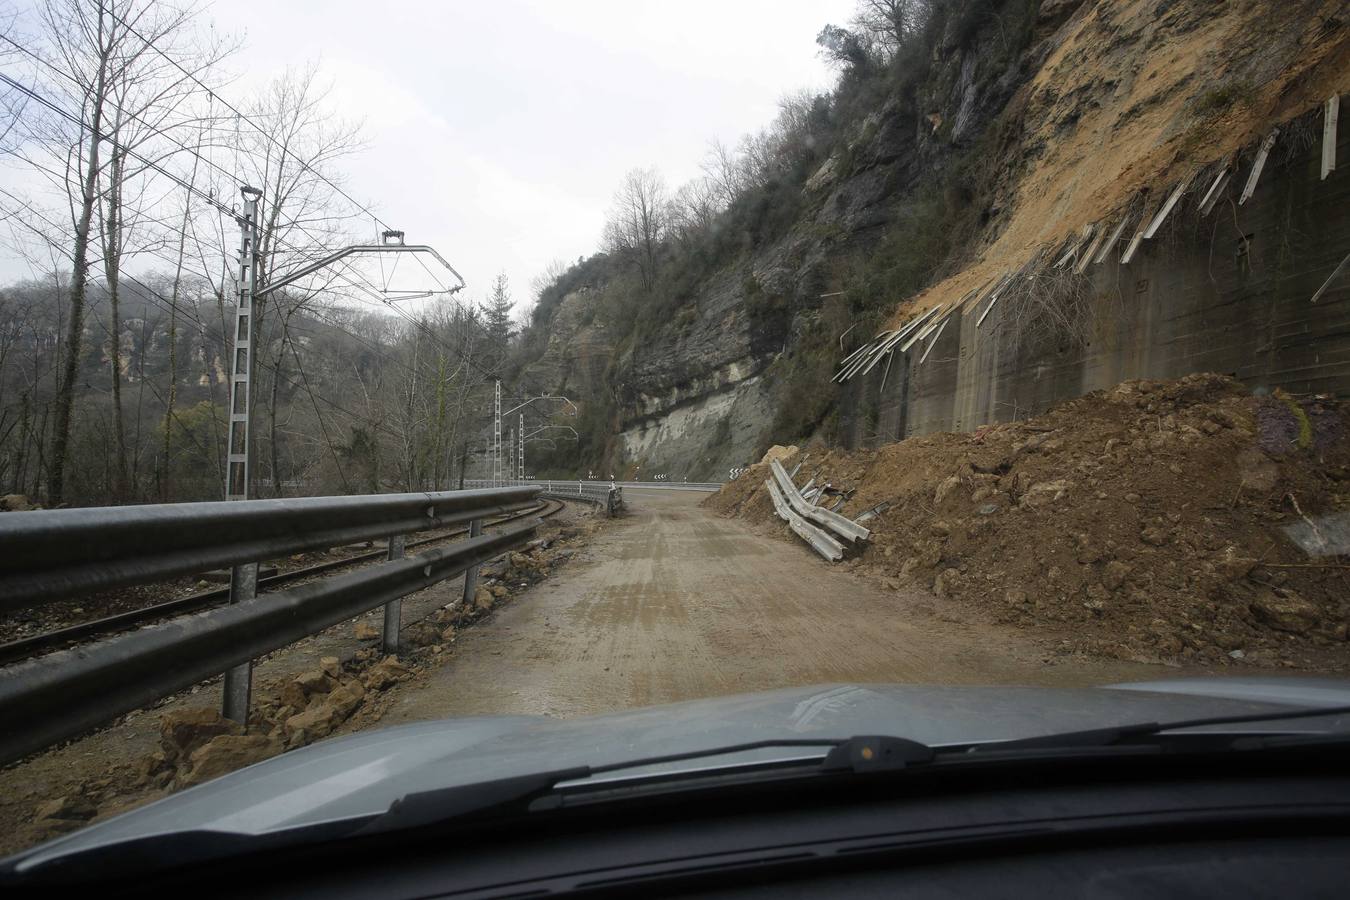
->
[707,374,1350,668]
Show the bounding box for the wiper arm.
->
[355,766,592,837]
[359,736,935,835]
[974,703,1350,752]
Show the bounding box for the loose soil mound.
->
[705,374,1350,669]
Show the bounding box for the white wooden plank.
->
[1311,250,1350,304]
[1143,177,1190,239]
[1055,224,1095,268]
[899,304,947,352]
[1094,216,1130,264]
[1324,95,1340,181]
[1075,226,1107,274]
[1198,168,1230,216]
[918,316,950,364]
[1120,228,1146,264]
[1239,129,1279,205]
[976,293,1001,328]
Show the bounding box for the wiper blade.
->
[975,703,1350,752]
[360,736,934,835]
[355,766,592,837]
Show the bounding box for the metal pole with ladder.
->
[518,413,525,481]
[222,185,262,723]
[493,380,502,487]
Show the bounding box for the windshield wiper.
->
[971,703,1350,752]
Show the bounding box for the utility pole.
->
[222,184,261,724]
[225,186,262,502]
[518,412,525,481]
[493,380,502,487]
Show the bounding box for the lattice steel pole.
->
[493,380,502,487]
[222,185,262,724]
[518,413,525,481]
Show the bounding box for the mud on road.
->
[382,488,1182,725]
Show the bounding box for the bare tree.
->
[851,0,930,57]
[21,0,227,504]
[603,168,668,293]
[234,64,365,496]
[668,176,719,245]
[701,138,747,208]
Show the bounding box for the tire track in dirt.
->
[383,489,1182,724]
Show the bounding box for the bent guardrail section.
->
[765,479,845,562]
[0,486,542,765]
[765,459,871,561]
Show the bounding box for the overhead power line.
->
[94,0,393,236]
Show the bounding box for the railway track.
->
[0,498,567,666]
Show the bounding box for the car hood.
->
[12,677,1350,869]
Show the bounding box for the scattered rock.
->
[320,656,341,678]
[363,656,412,691]
[1020,479,1071,508]
[1250,589,1319,634]
[34,795,97,822]
[0,493,38,512]
[160,708,242,764]
[1140,526,1168,547]
[934,475,962,506]
[178,734,280,788]
[1101,561,1131,592]
[353,621,379,641]
[294,670,335,695]
[474,586,494,610]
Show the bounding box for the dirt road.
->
[384,488,1178,725]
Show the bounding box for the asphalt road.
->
[384,488,1173,724]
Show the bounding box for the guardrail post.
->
[382,534,405,654]
[461,518,483,606]
[221,562,257,724]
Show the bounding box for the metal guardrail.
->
[612,480,722,492]
[765,460,871,561]
[0,487,542,765]
[465,480,624,515]
[768,460,871,544]
[765,479,844,562]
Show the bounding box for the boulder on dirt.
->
[404,621,442,648]
[284,680,364,744]
[279,680,309,711]
[1250,589,1319,634]
[759,445,799,466]
[177,733,280,788]
[0,493,38,511]
[294,670,334,695]
[34,795,97,822]
[934,475,963,506]
[353,621,379,641]
[363,656,412,691]
[1020,479,1071,508]
[160,708,243,763]
[1101,561,1131,592]
[474,585,494,610]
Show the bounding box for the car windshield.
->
[0,0,1348,872]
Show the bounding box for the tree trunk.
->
[103,150,128,501]
[48,48,107,507]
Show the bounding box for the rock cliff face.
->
[517,0,1350,480]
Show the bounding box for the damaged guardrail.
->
[0,486,541,765]
[766,458,872,561]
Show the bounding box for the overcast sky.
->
[163,0,855,315]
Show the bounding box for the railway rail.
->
[0,497,566,667]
